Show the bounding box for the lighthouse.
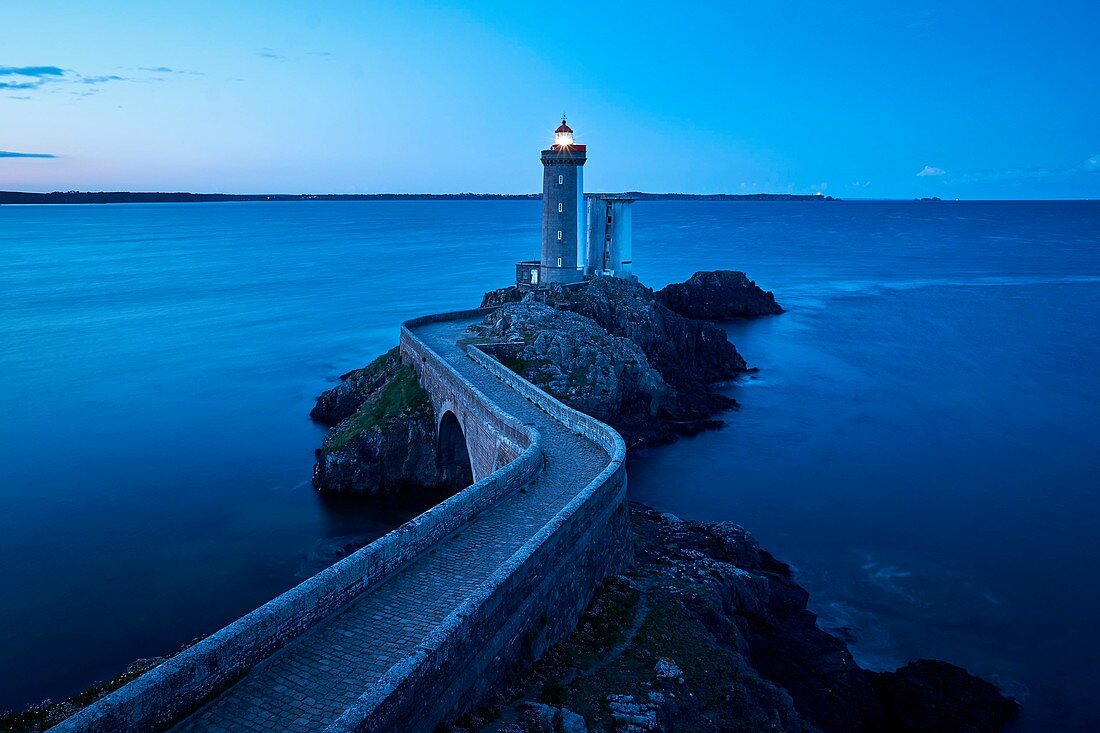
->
[514,118,635,290]
[539,118,587,285]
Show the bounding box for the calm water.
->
[1,201,1097,729]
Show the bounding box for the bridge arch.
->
[437,409,474,489]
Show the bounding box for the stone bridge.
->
[52,308,631,733]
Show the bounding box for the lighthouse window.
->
[558,175,563,185]
[557,230,562,240]
[557,257,562,267]
[558,203,563,213]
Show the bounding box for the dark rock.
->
[477,302,671,430]
[480,285,525,308]
[656,270,783,319]
[873,660,1019,733]
[462,504,1017,733]
[474,276,754,447]
[559,277,748,386]
[311,346,404,426]
[311,350,454,494]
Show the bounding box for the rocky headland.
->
[305,270,1018,731]
[309,346,460,494]
[449,505,1018,733]
[655,269,784,319]
[312,271,778,495]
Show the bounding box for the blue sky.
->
[1,1,1097,198]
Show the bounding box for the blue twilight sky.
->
[1,1,1097,199]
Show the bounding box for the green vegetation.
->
[535,581,787,732]
[362,346,401,379]
[325,364,429,451]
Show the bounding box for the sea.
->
[1,200,1097,730]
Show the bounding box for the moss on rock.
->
[324,364,430,451]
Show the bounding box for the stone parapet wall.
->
[325,339,631,733]
[400,311,530,481]
[471,343,624,457]
[51,311,542,733]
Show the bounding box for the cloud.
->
[259,48,333,61]
[79,75,125,85]
[0,66,65,77]
[917,165,947,177]
[0,150,57,158]
[0,65,66,90]
[0,64,191,98]
[952,156,1100,184]
[138,66,205,76]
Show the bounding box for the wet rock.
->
[873,660,1020,733]
[656,270,783,319]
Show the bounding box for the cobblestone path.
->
[171,318,610,732]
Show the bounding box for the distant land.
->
[0,191,836,204]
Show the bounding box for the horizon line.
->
[0,190,1095,202]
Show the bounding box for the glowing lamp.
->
[554,118,574,148]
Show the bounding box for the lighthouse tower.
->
[539,118,587,285]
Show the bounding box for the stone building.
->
[585,195,635,279]
[516,118,635,289]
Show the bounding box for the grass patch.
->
[325,365,429,451]
[360,346,400,379]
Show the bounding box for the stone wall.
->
[324,343,632,733]
[540,148,586,285]
[400,310,529,483]
[469,344,624,456]
[51,312,543,733]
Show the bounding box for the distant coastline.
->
[0,190,836,205]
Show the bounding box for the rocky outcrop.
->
[477,302,671,435]
[451,505,1018,733]
[311,348,450,494]
[480,286,525,308]
[557,277,747,386]
[656,270,784,319]
[310,346,404,426]
[474,277,752,447]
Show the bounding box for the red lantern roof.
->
[555,119,573,134]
